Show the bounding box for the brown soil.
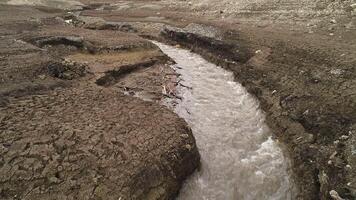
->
[1,0,355,200]
[79,1,356,199]
[0,4,199,200]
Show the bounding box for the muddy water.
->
[154,41,296,200]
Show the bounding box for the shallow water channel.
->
[153,41,296,200]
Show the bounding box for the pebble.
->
[184,144,192,151]
[329,190,344,200]
[351,3,356,10]
[340,135,349,140]
[49,176,60,184]
[330,151,337,159]
[180,134,190,139]
[38,74,46,80]
[65,19,73,24]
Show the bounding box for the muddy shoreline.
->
[158,24,356,199]
[0,1,355,199]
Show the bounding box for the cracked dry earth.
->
[1,0,356,199]
[0,3,199,200]
[0,87,198,200]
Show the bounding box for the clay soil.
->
[0,0,356,200]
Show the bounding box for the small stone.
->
[65,19,73,24]
[330,151,337,159]
[255,50,262,54]
[340,135,349,140]
[38,74,46,80]
[328,160,333,165]
[180,134,189,139]
[93,177,99,183]
[49,176,60,184]
[330,19,337,24]
[329,33,334,36]
[329,190,344,200]
[351,3,356,10]
[346,165,352,169]
[184,144,192,151]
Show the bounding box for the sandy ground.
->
[0,0,355,199]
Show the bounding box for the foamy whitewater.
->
[154,41,296,200]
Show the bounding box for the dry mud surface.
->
[0,0,356,200]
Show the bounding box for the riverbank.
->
[0,0,355,199]
[0,4,200,199]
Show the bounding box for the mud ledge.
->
[0,5,201,199]
[96,55,173,87]
[1,1,355,199]
[160,26,355,199]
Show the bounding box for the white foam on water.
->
[154,41,296,200]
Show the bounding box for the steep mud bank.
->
[161,26,356,199]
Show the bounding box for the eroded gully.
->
[153,41,297,200]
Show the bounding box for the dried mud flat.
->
[0,0,356,200]
[0,4,199,200]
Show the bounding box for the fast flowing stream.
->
[153,41,296,200]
